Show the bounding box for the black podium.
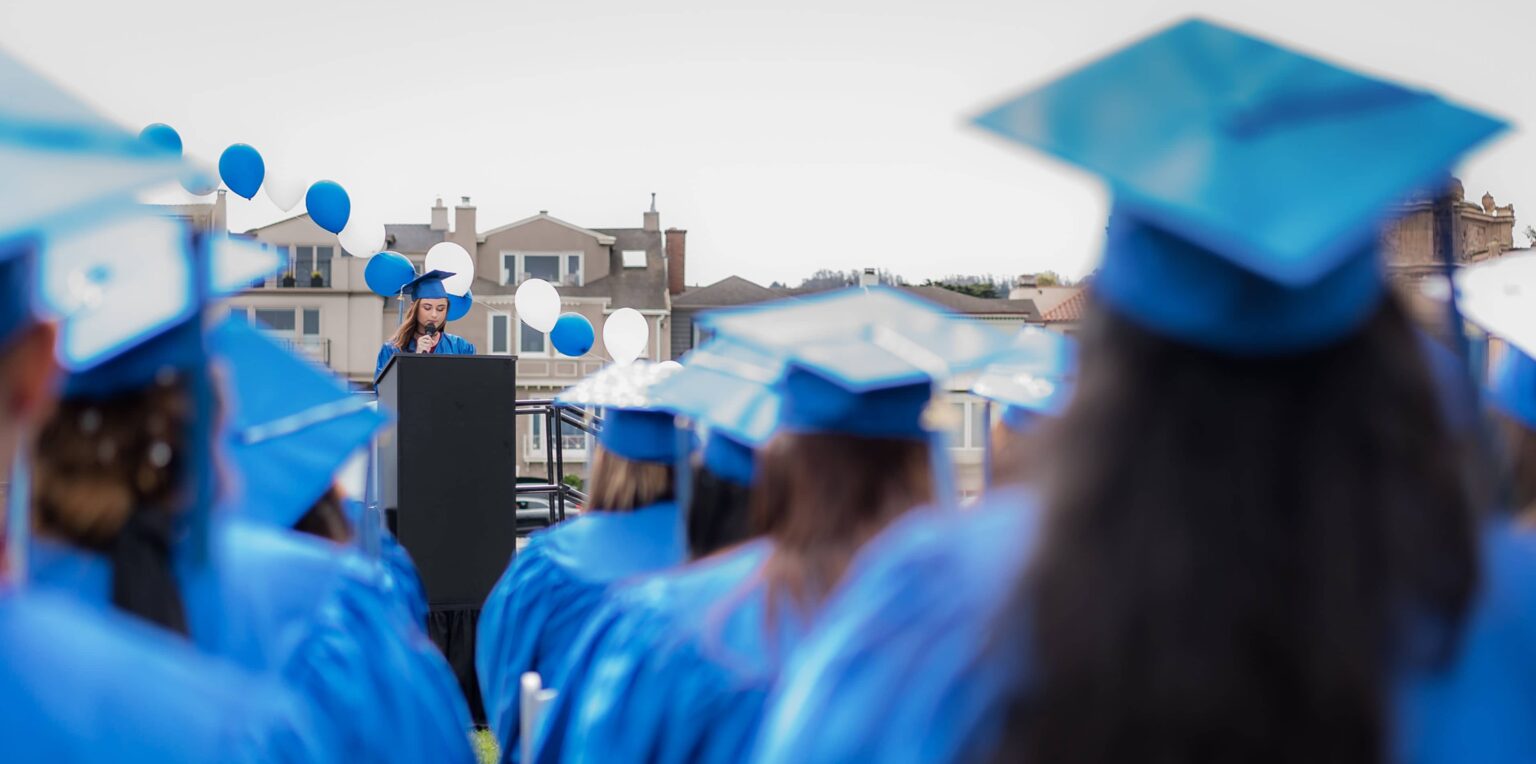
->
[376,353,519,723]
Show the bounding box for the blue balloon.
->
[448,290,473,322]
[365,251,416,297]
[139,123,182,155]
[306,180,351,234]
[218,143,265,200]
[551,313,595,357]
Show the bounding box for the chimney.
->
[859,267,878,288]
[643,192,660,232]
[451,196,477,254]
[665,228,687,296]
[430,197,448,231]
[212,189,228,234]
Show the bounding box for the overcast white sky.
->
[3,0,1532,287]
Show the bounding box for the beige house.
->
[236,196,680,482]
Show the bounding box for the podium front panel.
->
[377,354,518,607]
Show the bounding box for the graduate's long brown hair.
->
[750,432,933,608]
[388,298,449,350]
[990,294,1479,764]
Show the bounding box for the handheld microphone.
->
[424,322,441,337]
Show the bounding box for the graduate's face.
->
[416,299,449,327]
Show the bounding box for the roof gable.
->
[478,212,617,245]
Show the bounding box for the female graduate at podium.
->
[477,363,687,762]
[376,269,476,380]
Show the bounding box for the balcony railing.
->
[271,336,331,366]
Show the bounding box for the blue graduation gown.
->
[752,490,1536,764]
[534,540,809,764]
[0,587,339,762]
[477,502,685,762]
[30,517,476,764]
[375,333,476,380]
[379,530,429,626]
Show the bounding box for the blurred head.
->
[996,293,1478,764]
[0,322,59,478]
[586,443,674,513]
[988,411,1050,488]
[685,464,754,559]
[292,484,355,544]
[751,432,933,608]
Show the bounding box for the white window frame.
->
[487,312,514,356]
[517,320,551,358]
[621,250,647,269]
[502,251,583,287]
[525,411,592,463]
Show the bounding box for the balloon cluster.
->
[138,123,384,259]
[139,124,651,361]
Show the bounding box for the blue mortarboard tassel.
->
[401,269,455,301]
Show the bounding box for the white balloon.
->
[603,307,650,365]
[264,167,307,212]
[338,213,385,257]
[424,242,475,296]
[514,279,561,333]
[655,360,683,372]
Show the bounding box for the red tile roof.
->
[1041,288,1086,323]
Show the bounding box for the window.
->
[502,252,583,287]
[489,313,512,355]
[622,250,647,268]
[519,321,549,356]
[302,308,320,336]
[285,245,334,287]
[528,413,592,454]
[941,396,993,450]
[254,308,296,332]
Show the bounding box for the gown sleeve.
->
[476,532,611,763]
[0,590,342,763]
[378,530,429,626]
[375,343,398,381]
[751,501,1039,764]
[202,522,477,764]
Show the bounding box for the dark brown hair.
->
[294,484,355,543]
[750,432,933,608]
[33,378,194,634]
[388,298,450,350]
[992,294,1479,764]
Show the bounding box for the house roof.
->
[1040,288,1087,323]
[384,223,446,254]
[900,286,1040,319]
[477,212,617,245]
[243,212,311,233]
[674,276,781,308]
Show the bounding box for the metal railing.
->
[272,336,331,366]
[515,399,599,528]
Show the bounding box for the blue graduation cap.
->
[970,327,1077,427]
[212,317,387,529]
[777,354,934,440]
[46,217,284,396]
[701,430,757,485]
[0,47,189,242]
[699,287,1011,385]
[556,361,684,464]
[1490,349,1536,431]
[651,338,785,484]
[973,18,1506,354]
[401,270,455,301]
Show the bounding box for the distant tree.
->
[1525,225,1536,248]
[922,278,998,299]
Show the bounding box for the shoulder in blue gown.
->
[536,539,808,764]
[30,517,476,764]
[477,502,685,763]
[753,489,1536,764]
[0,587,339,762]
[751,490,1039,764]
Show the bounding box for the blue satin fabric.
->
[374,333,476,380]
[534,540,809,764]
[477,502,685,762]
[29,517,476,764]
[751,493,1038,764]
[753,491,1536,764]
[379,530,429,626]
[0,587,339,762]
